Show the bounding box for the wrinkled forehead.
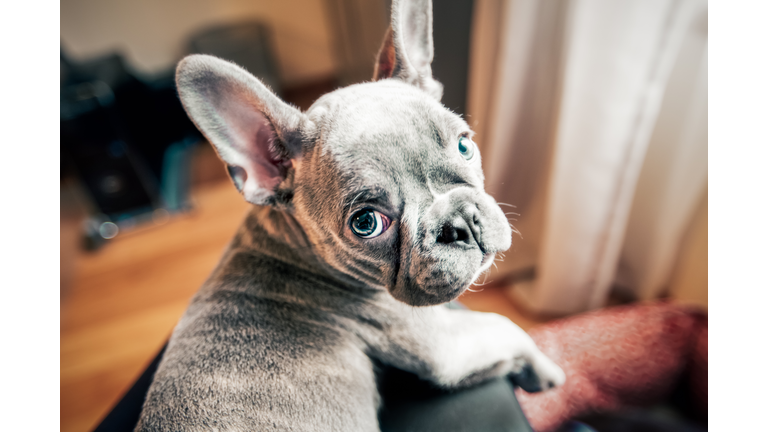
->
[305,81,470,186]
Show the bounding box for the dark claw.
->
[509,363,543,393]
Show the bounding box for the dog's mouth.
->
[389,247,497,307]
[479,252,496,272]
[469,252,497,286]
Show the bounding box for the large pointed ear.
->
[373,0,443,101]
[176,54,307,206]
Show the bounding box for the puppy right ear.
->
[176,55,306,205]
[373,0,443,101]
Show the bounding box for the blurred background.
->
[60,0,707,430]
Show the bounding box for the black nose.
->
[436,208,481,248]
[437,217,471,245]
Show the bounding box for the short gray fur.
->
[136,1,565,430]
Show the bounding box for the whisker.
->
[472,276,493,287]
[470,277,492,289]
[497,202,517,208]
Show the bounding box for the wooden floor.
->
[60,179,545,432]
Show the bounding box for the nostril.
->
[455,226,470,243]
[436,224,456,244]
[436,222,471,245]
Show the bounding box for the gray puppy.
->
[136,0,564,430]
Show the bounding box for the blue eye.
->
[458,136,475,160]
[350,209,391,238]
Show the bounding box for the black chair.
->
[93,343,535,432]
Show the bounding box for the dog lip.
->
[472,231,485,254]
[468,217,485,254]
[480,251,495,267]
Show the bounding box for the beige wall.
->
[61,0,338,86]
[669,190,708,310]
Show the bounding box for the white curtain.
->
[468,0,708,316]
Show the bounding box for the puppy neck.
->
[236,205,316,264]
[219,205,384,295]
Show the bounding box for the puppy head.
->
[176,0,512,306]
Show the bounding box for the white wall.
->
[469,0,708,315]
[61,0,338,86]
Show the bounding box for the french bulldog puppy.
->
[136,0,565,430]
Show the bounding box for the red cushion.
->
[515,301,707,432]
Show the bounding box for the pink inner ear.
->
[253,118,285,184]
[220,96,289,203]
[374,28,397,80]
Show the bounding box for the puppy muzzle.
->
[390,189,512,306]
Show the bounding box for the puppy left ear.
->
[373,0,443,101]
[176,54,306,206]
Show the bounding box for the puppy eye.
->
[350,209,391,239]
[458,136,475,160]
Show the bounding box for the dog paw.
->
[509,351,565,393]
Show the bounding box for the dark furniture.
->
[93,344,534,432]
